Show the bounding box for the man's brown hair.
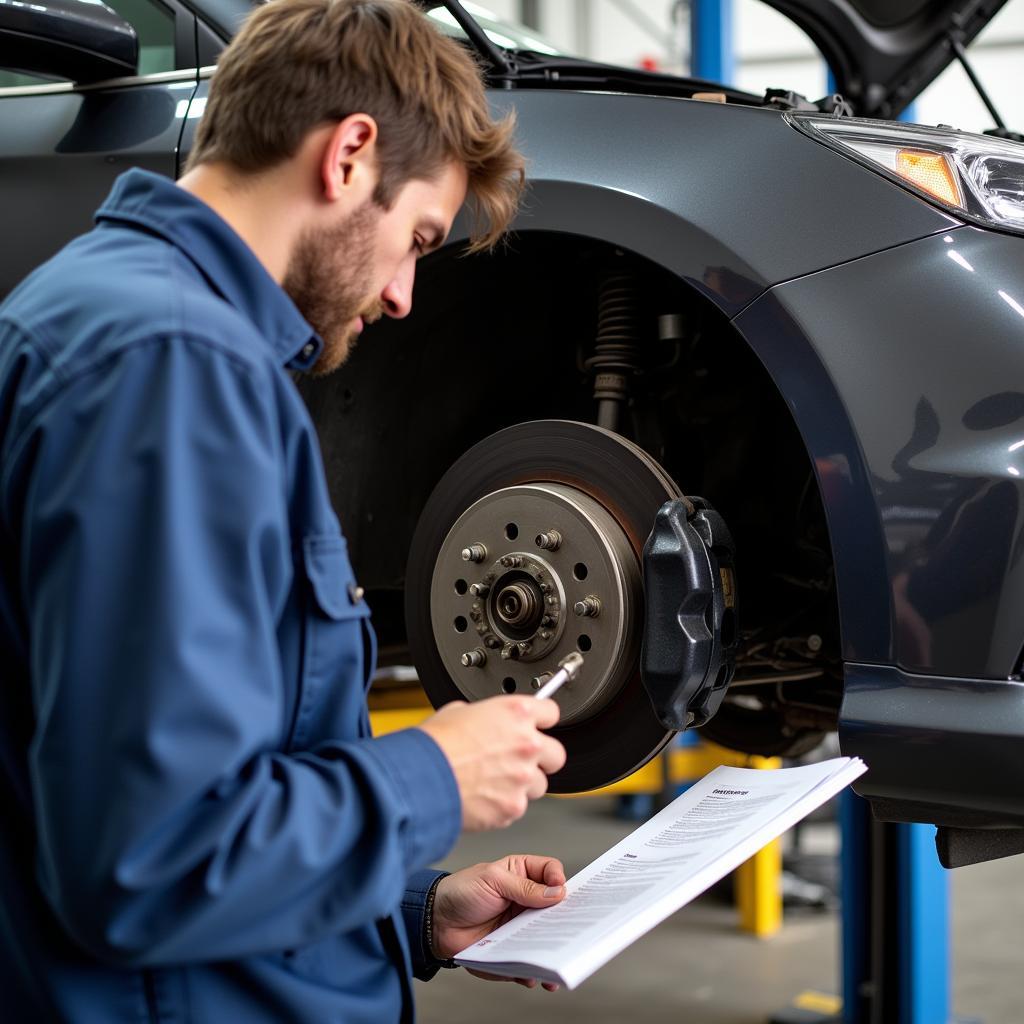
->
[187,0,524,250]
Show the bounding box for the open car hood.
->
[765,0,1010,118]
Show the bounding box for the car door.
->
[0,0,202,298]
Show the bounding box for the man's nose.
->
[381,259,415,319]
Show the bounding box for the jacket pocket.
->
[290,534,372,749]
[303,534,369,622]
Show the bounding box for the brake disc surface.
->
[405,419,680,792]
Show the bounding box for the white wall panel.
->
[735,58,826,101]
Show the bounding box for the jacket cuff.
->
[361,728,462,870]
[402,869,450,981]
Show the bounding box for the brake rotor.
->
[405,419,680,792]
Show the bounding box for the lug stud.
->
[574,596,602,618]
[462,543,487,563]
[469,582,490,597]
[535,530,562,551]
[531,672,552,691]
[461,648,487,667]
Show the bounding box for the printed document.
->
[455,756,866,989]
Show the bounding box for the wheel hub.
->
[431,483,641,725]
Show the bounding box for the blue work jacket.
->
[0,170,462,1022]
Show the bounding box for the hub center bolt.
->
[496,582,539,628]
[461,543,487,563]
[460,648,487,667]
[535,529,562,551]
[574,595,602,618]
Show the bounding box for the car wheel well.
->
[301,232,842,754]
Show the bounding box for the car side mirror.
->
[0,0,138,84]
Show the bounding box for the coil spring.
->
[584,272,641,407]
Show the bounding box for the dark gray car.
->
[4,0,1024,867]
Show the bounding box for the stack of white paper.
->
[455,756,866,989]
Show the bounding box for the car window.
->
[427,2,564,56]
[114,0,176,74]
[0,0,176,88]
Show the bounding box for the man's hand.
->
[432,855,566,990]
[418,697,566,831]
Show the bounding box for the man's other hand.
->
[432,855,566,990]
[418,696,566,831]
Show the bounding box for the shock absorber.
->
[584,269,642,434]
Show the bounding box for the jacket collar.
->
[96,169,323,371]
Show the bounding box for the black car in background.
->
[4,0,1024,867]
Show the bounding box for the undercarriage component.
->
[583,270,641,433]
[698,694,829,758]
[641,497,738,730]
[406,419,681,792]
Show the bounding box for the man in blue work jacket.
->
[0,1,571,1020]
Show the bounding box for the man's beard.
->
[283,199,385,377]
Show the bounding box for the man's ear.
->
[321,113,379,203]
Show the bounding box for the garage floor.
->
[415,795,1024,1024]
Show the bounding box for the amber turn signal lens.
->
[895,150,964,209]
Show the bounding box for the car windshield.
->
[426,2,566,57]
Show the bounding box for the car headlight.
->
[787,115,1024,234]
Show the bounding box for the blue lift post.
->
[839,793,956,1024]
[896,817,953,1023]
[689,0,734,84]
[773,792,962,1024]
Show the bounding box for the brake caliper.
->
[641,497,738,730]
